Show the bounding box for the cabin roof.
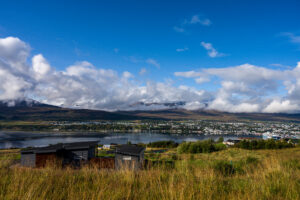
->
[115,145,145,156]
[63,141,99,150]
[21,141,99,154]
[226,139,240,143]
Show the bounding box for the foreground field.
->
[0,147,299,200]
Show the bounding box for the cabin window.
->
[123,156,132,161]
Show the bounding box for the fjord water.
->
[0,131,260,149]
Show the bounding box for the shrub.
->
[214,143,227,151]
[189,154,195,161]
[217,137,224,143]
[213,160,235,176]
[170,154,178,161]
[177,139,226,154]
[235,139,294,150]
[245,156,259,165]
[147,140,178,148]
[144,159,175,169]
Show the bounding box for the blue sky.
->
[1,1,299,76]
[0,0,300,112]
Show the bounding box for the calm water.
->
[0,131,260,149]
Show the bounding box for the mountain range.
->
[0,99,300,122]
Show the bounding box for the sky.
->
[0,0,300,113]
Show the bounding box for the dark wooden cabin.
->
[20,141,98,167]
[115,145,145,170]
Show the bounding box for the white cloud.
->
[183,101,207,110]
[263,100,300,113]
[0,37,30,64]
[122,71,133,79]
[174,14,211,33]
[269,63,291,69]
[186,15,211,26]
[176,47,189,52]
[0,37,33,100]
[173,26,185,33]
[204,64,285,87]
[125,56,142,63]
[174,71,209,84]
[139,68,147,75]
[0,36,211,111]
[146,58,160,68]
[0,64,33,100]
[195,77,210,84]
[175,62,300,113]
[201,41,225,58]
[32,54,51,79]
[1,36,300,113]
[174,70,202,78]
[281,32,300,44]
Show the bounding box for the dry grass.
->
[0,147,299,200]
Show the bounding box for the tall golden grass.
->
[0,147,299,200]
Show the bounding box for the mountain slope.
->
[121,109,300,122]
[0,100,300,122]
[0,100,142,121]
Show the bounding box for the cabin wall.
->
[88,147,95,159]
[115,154,141,170]
[70,150,89,160]
[21,153,36,167]
[90,157,115,169]
[36,153,58,168]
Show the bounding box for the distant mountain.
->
[128,101,187,110]
[129,101,209,110]
[0,99,141,121]
[0,99,300,122]
[120,109,300,122]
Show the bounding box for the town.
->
[42,120,300,139]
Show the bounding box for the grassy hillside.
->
[0,147,299,200]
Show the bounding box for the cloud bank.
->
[1,36,300,113]
[0,37,210,111]
[175,63,300,113]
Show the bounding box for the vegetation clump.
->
[213,160,235,176]
[177,139,226,154]
[0,147,299,199]
[235,139,294,150]
[147,140,178,148]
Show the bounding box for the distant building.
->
[20,141,98,168]
[103,144,111,150]
[115,145,145,171]
[223,139,240,146]
[262,132,281,140]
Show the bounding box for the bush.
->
[235,139,294,150]
[213,161,235,176]
[170,154,178,161]
[147,140,178,148]
[144,159,175,169]
[177,139,226,154]
[215,143,227,151]
[189,154,195,161]
[217,137,224,143]
[245,156,259,165]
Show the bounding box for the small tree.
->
[217,137,224,143]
